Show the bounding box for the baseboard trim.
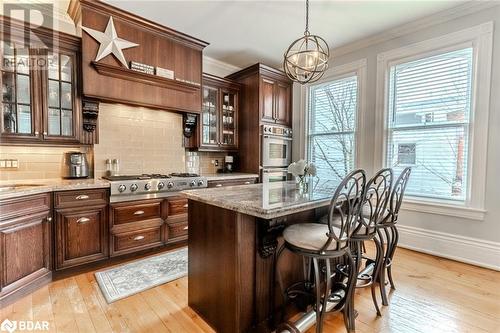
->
[397,225,500,271]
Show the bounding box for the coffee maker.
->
[62,152,89,179]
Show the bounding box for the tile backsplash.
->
[0,146,90,180]
[198,152,227,174]
[93,103,186,177]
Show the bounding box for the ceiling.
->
[104,0,466,69]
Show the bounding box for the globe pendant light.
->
[283,0,330,84]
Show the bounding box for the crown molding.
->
[203,56,241,77]
[332,1,499,57]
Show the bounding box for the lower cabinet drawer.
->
[111,201,161,226]
[112,227,162,255]
[167,221,189,241]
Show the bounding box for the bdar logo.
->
[0,319,16,333]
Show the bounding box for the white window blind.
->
[386,47,473,202]
[308,75,358,189]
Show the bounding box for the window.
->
[386,48,473,202]
[308,75,358,189]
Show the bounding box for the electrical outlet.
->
[0,159,19,169]
[215,159,219,167]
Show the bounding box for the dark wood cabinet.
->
[164,196,189,244]
[259,74,292,126]
[226,63,293,174]
[54,188,109,269]
[275,81,292,125]
[0,193,52,303]
[261,77,276,123]
[54,205,108,269]
[194,74,240,151]
[0,17,83,145]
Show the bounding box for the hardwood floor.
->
[1,246,499,333]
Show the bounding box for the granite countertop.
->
[183,180,339,219]
[0,178,110,200]
[202,172,260,182]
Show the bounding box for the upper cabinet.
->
[0,17,82,145]
[198,74,240,151]
[228,63,292,128]
[78,0,208,113]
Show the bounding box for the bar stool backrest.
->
[387,167,412,224]
[354,168,393,237]
[324,169,366,252]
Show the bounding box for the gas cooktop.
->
[103,173,207,203]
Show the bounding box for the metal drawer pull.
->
[76,195,90,200]
[133,235,145,241]
[244,181,251,185]
[183,226,189,231]
[215,184,223,187]
[183,204,188,208]
[133,210,145,215]
[77,217,91,224]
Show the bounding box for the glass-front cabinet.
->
[0,34,80,144]
[44,51,79,142]
[1,44,37,141]
[199,74,239,151]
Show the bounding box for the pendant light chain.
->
[304,0,310,35]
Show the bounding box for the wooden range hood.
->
[71,0,209,113]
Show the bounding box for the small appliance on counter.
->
[62,151,89,179]
[224,155,234,173]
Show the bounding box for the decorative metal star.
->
[82,16,139,68]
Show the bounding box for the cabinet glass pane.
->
[47,53,59,80]
[16,48,29,74]
[48,80,59,108]
[2,103,16,133]
[48,108,60,135]
[16,74,30,104]
[2,72,15,102]
[202,87,218,145]
[61,55,72,82]
[61,109,73,136]
[17,104,31,133]
[2,44,14,71]
[222,92,235,145]
[61,82,72,109]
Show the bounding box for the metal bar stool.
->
[277,169,366,333]
[376,167,411,306]
[348,168,393,316]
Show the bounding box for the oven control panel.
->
[262,125,292,137]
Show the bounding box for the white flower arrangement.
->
[287,159,317,177]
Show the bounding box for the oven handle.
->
[262,135,293,140]
[262,168,288,173]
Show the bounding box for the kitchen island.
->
[183,181,339,333]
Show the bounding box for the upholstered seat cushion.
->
[283,223,343,252]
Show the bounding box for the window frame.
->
[303,59,367,183]
[374,22,493,220]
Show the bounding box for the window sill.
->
[402,198,486,221]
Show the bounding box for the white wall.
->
[294,5,500,269]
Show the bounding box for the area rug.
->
[95,247,188,303]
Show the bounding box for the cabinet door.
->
[261,77,276,123]
[43,51,80,143]
[275,81,291,127]
[0,44,41,142]
[55,205,108,269]
[0,211,51,294]
[220,89,238,149]
[200,85,220,149]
